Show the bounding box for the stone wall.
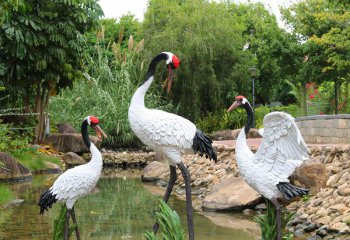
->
[295,114,350,144]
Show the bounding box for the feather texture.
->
[235,111,309,199]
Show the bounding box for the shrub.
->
[50,36,173,148]
[196,104,299,133]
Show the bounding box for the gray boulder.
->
[44,133,101,153]
[0,152,32,182]
[63,152,86,166]
[202,177,261,212]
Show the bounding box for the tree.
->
[143,0,252,122]
[282,0,350,114]
[0,0,103,141]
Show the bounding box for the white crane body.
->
[49,144,102,209]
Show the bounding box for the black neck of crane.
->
[142,53,169,85]
[244,103,254,135]
[81,120,91,149]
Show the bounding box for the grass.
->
[0,184,14,205]
[11,147,62,172]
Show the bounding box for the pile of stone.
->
[143,144,350,239]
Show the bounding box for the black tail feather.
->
[277,182,309,201]
[192,129,217,162]
[38,189,57,214]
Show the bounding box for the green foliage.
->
[144,200,184,240]
[11,147,61,171]
[0,184,14,205]
[143,0,253,122]
[254,199,294,240]
[197,104,299,133]
[53,205,77,240]
[0,0,103,141]
[50,30,172,148]
[0,121,30,152]
[282,0,350,114]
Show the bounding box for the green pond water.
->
[0,169,259,240]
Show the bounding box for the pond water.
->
[0,169,259,240]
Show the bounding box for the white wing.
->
[140,109,196,150]
[51,166,99,201]
[253,112,309,181]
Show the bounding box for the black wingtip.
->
[192,129,217,162]
[38,189,57,214]
[277,182,309,201]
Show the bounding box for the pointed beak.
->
[166,65,174,94]
[92,125,107,140]
[228,101,242,112]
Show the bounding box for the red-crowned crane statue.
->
[128,52,217,240]
[228,95,309,240]
[38,116,107,240]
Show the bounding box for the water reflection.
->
[0,169,259,240]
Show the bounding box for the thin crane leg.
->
[177,162,194,240]
[65,208,70,240]
[153,165,177,234]
[270,197,282,240]
[70,207,81,240]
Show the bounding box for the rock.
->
[316,216,332,225]
[63,152,86,166]
[304,223,318,232]
[41,161,62,173]
[290,161,329,194]
[326,174,341,187]
[291,217,304,226]
[329,222,348,232]
[0,152,32,182]
[316,229,328,237]
[338,187,350,196]
[294,229,305,238]
[210,128,261,140]
[56,123,78,133]
[43,133,101,153]
[254,203,266,211]
[202,177,261,212]
[307,235,322,240]
[329,203,347,213]
[141,161,168,182]
[242,208,254,215]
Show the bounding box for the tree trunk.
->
[35,83,51,143]
[300,83,307,116]
[335,78,339,114]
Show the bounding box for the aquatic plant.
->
[254,198,294,240]
[144,200,184,240]
[53,205,77,240]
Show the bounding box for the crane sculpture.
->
[38,116,107,240]
[128,52,217,240]
[228,95,309,240]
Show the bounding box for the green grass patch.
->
[11,147,62,172]
[0,184,14,205]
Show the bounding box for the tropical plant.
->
[254,198,294,240]
[0,0,103,142]
[52,205,77,240]
[144,200,184,240]
[50,30,172,148]
[282,0,350,114]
